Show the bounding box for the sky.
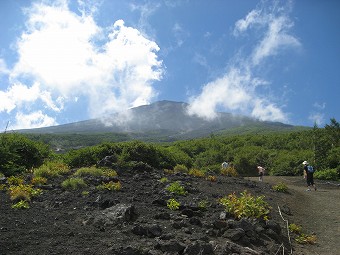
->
[0,0,339,130]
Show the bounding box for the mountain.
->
[18,100,303,141]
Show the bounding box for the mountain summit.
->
[19,100,295,139]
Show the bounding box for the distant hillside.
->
[19,100,303,139]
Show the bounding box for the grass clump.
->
[97,181,122,191]
[61,178,87,190]
[74,166,103,177]
[219,190,271,220]
[34,161,70,179]
[167,198,180,210]
[166,181,187,196]
[272,182,289,193]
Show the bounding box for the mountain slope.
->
[19,100,303,140]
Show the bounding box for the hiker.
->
[303,161,317,191]
[221,161,228,169]
[257,166,265,182]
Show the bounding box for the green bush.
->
[173,164,188,173]
[0,133,50,176]
[61,178,87,190]
[219,190,271,220]
[314,169,338,181]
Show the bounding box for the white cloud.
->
[0,82,64,117]
[13,111,57,130]
[3,1,163,129]
[188,1,298,123]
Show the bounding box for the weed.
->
[219,190,271,220]
[289,223,302,234]
[166,181,187,196]
[31,176,47,186]
[7,176,24,186]
[61,178,87,190]
[11,200,30,209]
[167,198,180,210]
[272,182,289,193]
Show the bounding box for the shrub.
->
[188,168,205,177]
[174,164,188,173]
[221,166,238,177]
[61,178,87,190]
[219,190,271,220]
[272,182,289,193]
[167,198,180,210]
[11,200,30,209]
[97,181,122,191]
[166,181,187,196]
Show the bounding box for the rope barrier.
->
[277,205,293,255]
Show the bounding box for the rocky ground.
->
[1,167,339,255]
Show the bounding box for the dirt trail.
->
[256,176,340,255]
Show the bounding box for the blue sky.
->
[0,0,339,130]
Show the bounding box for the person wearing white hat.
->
[302,161,317,191]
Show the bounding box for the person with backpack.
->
[257,165,265,182]
[302,161,317,191]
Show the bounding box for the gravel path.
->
[259,176,340,255]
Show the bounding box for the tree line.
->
[1,119,339,180]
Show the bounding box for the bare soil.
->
[1,169,339,255]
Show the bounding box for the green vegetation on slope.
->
[1,119,339,180]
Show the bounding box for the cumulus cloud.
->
[12,111,58,130]
[188,0,299,123]
[2,0,163,129]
